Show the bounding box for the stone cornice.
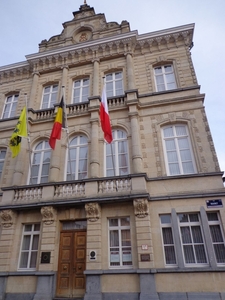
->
[0,23,195,76]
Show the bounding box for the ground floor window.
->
[108,217,132,267]
[18,223,40,270]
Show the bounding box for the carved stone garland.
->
[134,199,149,218]
[85,203,101,222]
[41,206,57,225]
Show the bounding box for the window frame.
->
[154,64,177,92]
[2,94,19,119]
[18,223,40,271]
[207,212,225,265]
[29,140,51,184]
[162,124,196,176]
[108,217,132,268]
[41,84,59,109]
[105,71,124,97]
[105,129,129,177]
[160,214,177,266]
[72,78,90,104]
[66,135,88,181]
[0,148,6,179]
[178,213,208,266]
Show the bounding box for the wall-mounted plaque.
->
[140,254,150,261]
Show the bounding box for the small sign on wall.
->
[41,252,51,264]
[140,254,150,262]
[206,199,223,208]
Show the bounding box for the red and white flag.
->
[100,84,113,143]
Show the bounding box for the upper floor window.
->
[108,217,132,267]
[105,130,129,176]
[162,124,195,176]
[72,78,89,103]
[0,149,6,179]
[18,223,40,270]
[2,94,18,119]
[154,65,177,92]
[30,141,51,184]
[67,135,88,180]
[41,84,58,109]
[105,72,124,97]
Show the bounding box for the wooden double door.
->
[57,230,86,298]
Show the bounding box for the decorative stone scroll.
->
[85,203,101,222]
[41,206,57,225]
[0,209,15,228]
[134,199,149,218]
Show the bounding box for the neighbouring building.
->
[0,2,225,300]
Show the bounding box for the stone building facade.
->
[0,2,225,300]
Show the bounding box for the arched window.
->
[105,130,129,176]
[162,124,196,176]
[2,94,18,119]
[30,141,51,184]
[0,148,6,179]
[67,135,88,180]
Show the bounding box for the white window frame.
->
[108,217,132,268]
[105,72,124,97]
[72,78,89,103]
[18,223,40,270]
[2,94,19,119]
[105,129,129,177]
[160,214,177,266]
[41,84,58,109]
[162,124,196,176]
[207,212,225,265]
[178,213,208,266]
[0,149,6,179]
[29,140,51,184]
[66,135,88,180]
[154,64,177,92]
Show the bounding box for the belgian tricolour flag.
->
[49,97,65,149]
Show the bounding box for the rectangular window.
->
[154,65,177,92]
[41,84,58,109]
[162,124,195,176]
[160,214,177,265]
[18,224,40,270]
[0,149,6,179]
[106,72,124,97]
[2,94,18,119]
[72,78,89,103]
[108,217,132,267]
[178,213,208,265]
[207,212,225,264]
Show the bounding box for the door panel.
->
[57,230,86,298]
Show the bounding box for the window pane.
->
[32,235,39,250]
[109,219,118,227]
[181,227,192,244]
[183,245,195,263]
[210,225,224,243]
[165,246,176,264]
[30,252,38,268]
[22,236,31,250]
[160,215,171,224]
[20,252,29,268]
[162,228,174,244]
[121,230,131,246]
[110,230,119,247]
[195,245,207,263]
[214,244,225,263]
[191,226,203,243]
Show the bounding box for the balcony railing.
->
[1,174,147,207]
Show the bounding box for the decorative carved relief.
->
[41,206,57,225]
[0,210,15,228]
[85,203,101,222]
[134,199,149,218]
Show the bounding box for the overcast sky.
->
[0,0,224,176]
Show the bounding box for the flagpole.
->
[62,86,73,180]
[25,93,33,184]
